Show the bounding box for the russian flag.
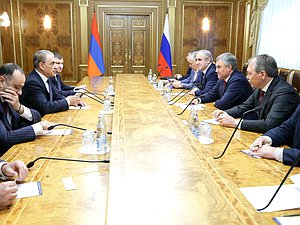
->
[158,13,172,77]
[87,13,105,77]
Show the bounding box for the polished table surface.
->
[0,74,299,224]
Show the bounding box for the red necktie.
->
[259,90,265,106]
[223,80,227,95]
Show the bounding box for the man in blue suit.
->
[172,51,201,89]
[51,52,87,97]
[199,52,253,110]
[20,50,84,117]
[250,104,300,166]
[188,49,218,96]
[212,54,299,133]
[173,51,194,81]
[0,63,52,155]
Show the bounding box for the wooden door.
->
[105,15,150,76]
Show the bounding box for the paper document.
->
[69,105,91,110]
[202,118,220,125]
[273,216,300,225]
[290,174,300,189]
[241,149,262,158]
[61,177,76,191]
[174,103,204,110]
[40,129,72,136]
[79,145,111,155]
[240,184,300,212]
[16,181,42,199]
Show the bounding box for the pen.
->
[282,213,300,217]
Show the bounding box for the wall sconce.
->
[43,15,51,30]
[201,17,210,33]
[0,12,11,28]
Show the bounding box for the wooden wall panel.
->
[0,0,14,64]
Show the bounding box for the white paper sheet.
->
[99,109,114,115]
[240,184,300,212]
[202,118,220,125]
[241,149,262,158]
[61,177,76,191]
[40,129,72,136]
[69,105,91,110]
[16,181,42,199]
[273,216,300,225]
[290,174,300,189]
[79,145,111,155]
[174,103,204,111]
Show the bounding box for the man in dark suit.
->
[250,104,300,166]
[20,50,84,117]
[0,159,28,209]
[51,52,87,97]
[0,63,52,154]
[213,54,299,133]
[173,51,194,81]
[188,49,218,96]
[172,51,201,89]
[199,52,253,110]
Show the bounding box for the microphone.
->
[177,96,200,115]
[157,65,169,79]
[74,87,114,105]
[213,107,262,159]
[169,82,202,105]
[256,152,300,211]
[48,123,90,131]
[27,156,110,168]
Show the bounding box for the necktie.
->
[223,80,227,95]
[2,101,12,130]
[259,90,265,106]
[56,75,62,91]
[47,79,53,102]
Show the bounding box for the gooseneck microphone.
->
[27,156,110,168]
[177,96,200,115]
[213,107,262,159]
[48,123,89,131]
[74,87,115,106]
[157,65,169,79]
[257,152,300,211]
[169,82,201,105]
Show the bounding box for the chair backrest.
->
[278,68,293,84]
[242,63,248,76]
[291,70,300,92]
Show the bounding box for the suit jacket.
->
[20,70,69,117]
[180,70,202,89]
[178,67,192,81]
[0,102,40,155]
[264,104,300,166]
[51,74,75,97]
[225,76,300,133]
[200,70,253,110]
[194,63,218,96]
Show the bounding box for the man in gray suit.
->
[0,63,52,155]
[213,54,299,133]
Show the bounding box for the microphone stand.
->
[177,96,199,115]
[75,87,115,106]
[27,156,110,168]
[168,82,201,105]
[257,152,300,211]
[213,107,262,159]
[48,123,89,131]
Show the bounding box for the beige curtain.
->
[249,0,269,55]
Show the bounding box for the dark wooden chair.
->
[242,63,248,76]
[278,68,293,84]
[291,70,300,92]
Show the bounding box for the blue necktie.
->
[47,79,53,102]
[56,75,62,91]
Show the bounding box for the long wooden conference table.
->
[0,74,299,224]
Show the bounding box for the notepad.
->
[202,118,220,125]
[241,149,262,158]
[41,129,72,136]
[69,105,91,110]
[16,181,42,199]
[273,216,300,225]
